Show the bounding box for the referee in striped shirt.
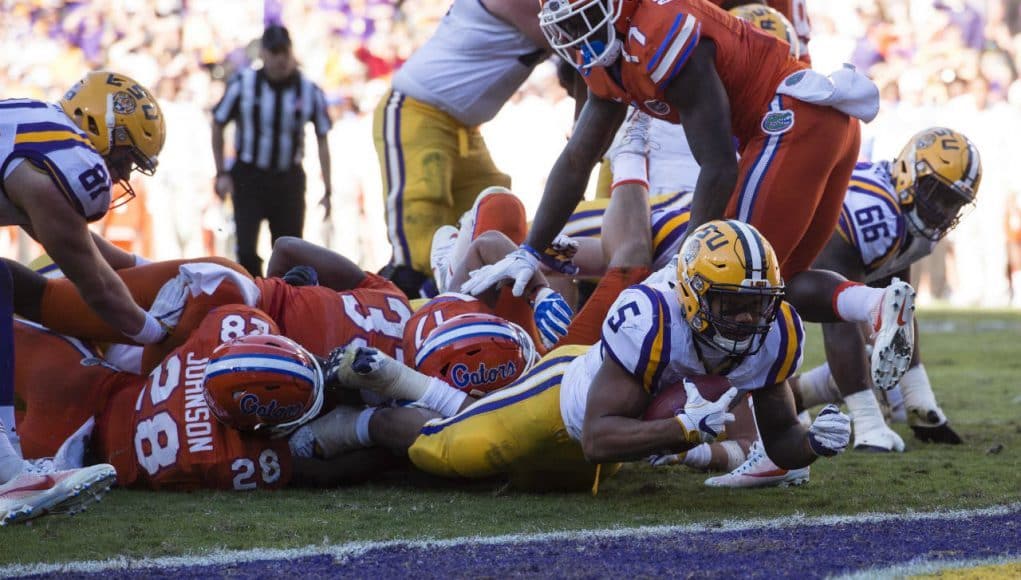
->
[211,25,333,277]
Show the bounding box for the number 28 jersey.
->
[97,305,292,491]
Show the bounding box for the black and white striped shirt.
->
[213,68,332,173]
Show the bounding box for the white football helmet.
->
[540,0,623,70]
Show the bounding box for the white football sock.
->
[610,153,648,190]
[0,419,24,484]
[0,406,19,457]
[415,378,469,418]
[844,389,886,436]
[354,408,376,447]
[797,363,841,408]
[834,283,884,324]
[681,443,712,470]
[308,406,372,459]
[719,440,747,471]
[899,364,946,427]
[882,384,908,423]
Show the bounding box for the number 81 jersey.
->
[0,100,112,223]
[97,305,292,491]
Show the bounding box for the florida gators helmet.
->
[203,334,324,436]
[730,4,800,60]
[676,220,784,356]
[891,127,981,241]
[414,313,539,395]
[540,0,624,70]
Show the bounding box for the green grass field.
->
[3,309,1020,567]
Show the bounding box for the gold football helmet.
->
[730,4,800,60]
[59,71,165,178]
[891,127,981,241]
[676,220,784,356]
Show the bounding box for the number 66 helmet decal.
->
[203,334,324,436]
[676,220,784,356]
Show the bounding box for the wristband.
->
[522,243,579,276]
[127,312,170,344]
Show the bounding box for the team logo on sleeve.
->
[761,109,794,135]
[644,99,672,116]
[112,91,137,115]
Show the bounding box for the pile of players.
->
[0,0,979,525]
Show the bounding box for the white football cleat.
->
[430,225,459,294]
[704,441,810,489]
[606,109,655,163]
[0,463,116,526]
[870,279,916,391]
[853,424,905,453]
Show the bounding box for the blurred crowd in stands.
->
[2,0,1021,307]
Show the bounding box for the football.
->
[642,375,735,421]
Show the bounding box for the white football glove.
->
[675,382,739,445]
[532,286,574,350]
[460,246,541,297]
[807,404,852,457]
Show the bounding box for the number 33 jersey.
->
[96,305,293,491]
[837,161,937,282]
[0,99,112,224]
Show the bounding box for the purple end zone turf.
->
[25,509,1021,578]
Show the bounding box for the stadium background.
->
[3,0,1021,308]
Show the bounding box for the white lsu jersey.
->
[837,161,937,282]
[0,99,111,224]
[559,281,804,440]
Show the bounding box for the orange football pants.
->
[729,97,860,279]
[38,257,251,373]
[13,320,126,458]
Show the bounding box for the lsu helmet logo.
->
[111,91,137,115]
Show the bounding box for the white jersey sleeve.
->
[600,284,677,392]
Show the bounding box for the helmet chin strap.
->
[581,38,622,69]
[105,93,116,154]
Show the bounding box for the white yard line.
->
[3,503,1019,577]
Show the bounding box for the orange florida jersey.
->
[583,0,804,143]
[96,305,293,491]
[255,273,412,360]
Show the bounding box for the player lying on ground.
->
[285,152,658,473]
[294,221,849,492]
[12,302,402,491]
[558,125,976,462]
